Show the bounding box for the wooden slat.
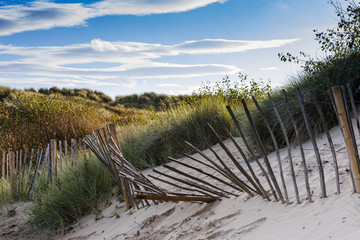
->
[152,168,225,197]
[296,88,326,198]
[311,91,340,194]
[283,90,312,203]
[184,141,254,194]
[1,151,4,179]
[251,97,289,203]
[205,122,258,196]
[226,105,276,199]
[162,163,237,197]
[267,93,300,204]
[241,99,283,202]
[214,115,269,200]
[332,86,360,192]
[25,149,34,193]
[135,193,218,202]
[168,157,242,194]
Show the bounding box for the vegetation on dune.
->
[113,92,189,110]
[0,89,145,150]
[31,156,115,231]
[26,86,113,103]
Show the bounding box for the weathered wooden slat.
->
[162,163,236,197]
[184,141,254,194]
[147,174,215,197]
[152,168,225,197]
[296,88,327,198]
[251,97,289,203]
[59,140,62,174]
[135,193,219,203]
[65,140,68,171]
[267,93,300,204]
[50,139,57,183]
[205,122,259,196]
[311,91,340,194]
[343,85,360,173]
[168,156,243,194]
[28,148,44,198]
[347,83,360,138]
[25,149,34,193]
[214,115,269,200]
[333,86,360,192]
[70,139,74,168]
[328,87,356,192]
[283,90,312,203]
[2,151,5,179]
[226,105,276,199]
[241,99,283,202]
[196,132,251,189]
[20,149,27,194]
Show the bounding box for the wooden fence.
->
[0,138,90,200]
[84,85,360,209]
[2,84,360,207]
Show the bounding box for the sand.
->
[59,123,360,240]
[1,123,360,239]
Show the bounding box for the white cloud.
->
[0,38,297,88]
[0,0,226,36]
[259,67,278,71]
[91,39,118,52]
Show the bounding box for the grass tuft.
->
[31,155,115,231]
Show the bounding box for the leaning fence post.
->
[50,139,57,183]
[296,88,327,198]
[25,149,34,193]
[65,140,68,171]
[71,139,74,168]
[1,151,4,179]
[59,140,62,174]
[332,86,360,192]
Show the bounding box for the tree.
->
[279,0,360,72]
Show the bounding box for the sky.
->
[0,0,344,99]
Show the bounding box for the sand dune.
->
[61,123,360,240]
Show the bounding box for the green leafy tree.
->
[279,0,360,72]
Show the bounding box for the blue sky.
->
[0,0,343,98]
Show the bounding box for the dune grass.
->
[118,95,234,169]
[31,155,115,231]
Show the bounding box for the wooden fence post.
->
[59,140,62,174]
[332,86,360,192]
[1,151,4,179]
[50,139,57,183]
[296,88,327,198]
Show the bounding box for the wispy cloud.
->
[259,67,278,71]
[0,38,298,88]
[158,83,183,88]
[0,0,226,36]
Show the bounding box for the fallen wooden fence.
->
[83,85,360,209]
